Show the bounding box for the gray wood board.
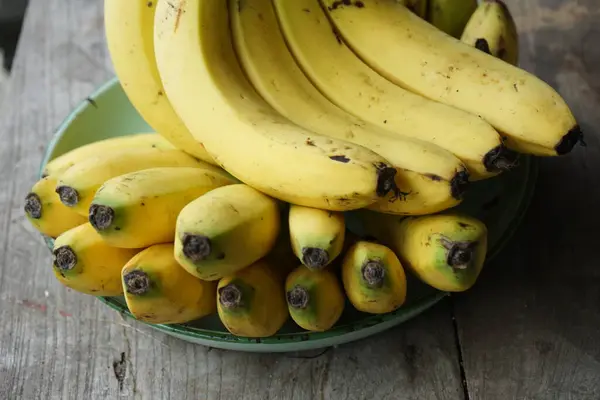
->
[453,0,600,399]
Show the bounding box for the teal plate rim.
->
[40,76,539,349]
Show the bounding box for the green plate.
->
[40,77,537,352]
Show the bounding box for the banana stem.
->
[361,260,386,288]
[55,186,79,207]
[301,247,329,269]
[53,246,78,271]
[24,192,42,219]
[483,145,519,172]
[89,204,115,230]
[439,236,476,270]
[182,234,212,262]
[123,270,152,295]
[219,284,243,309]
[287,285,310,309]
[450,170,470,200]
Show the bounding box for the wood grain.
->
[0,1,463,398]
[454,0,600,399]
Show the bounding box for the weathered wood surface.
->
[0,1,463,399]
[454,0,600,399]
[1,0,599,398]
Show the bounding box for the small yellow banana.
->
[89,167,237,248]
[122,243,217,324]
[427,0,478,38]
[104,0,215,164]
[341,240,407,314]
[288,205,345,270]
[217,258,288,337]
[461,0,519,66]
[319,0,581,156]
[285,265,345,332]
[25,176,86,238]
[43,132,174,177]
[52,223,140,296]
[153,0,399,211]
[360,211,488,292]
[174,184,280,281]
[55,147,211,216]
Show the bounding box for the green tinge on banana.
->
[427,0,478,39]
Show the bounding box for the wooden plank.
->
[0,0,463,398]
[455,0,600,398]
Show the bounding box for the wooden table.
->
[1,0,599,398]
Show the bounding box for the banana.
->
[52,223,140,296]
[427,0,478,38]
[89,167,237,249]
[360,211,488,292]
[400,0,428,18]
[288,205,345,270]
[25,176,86,238]
[55,147,212,216]
[217,258,288,337]
[122,243,217,324]
[43,133,174,178]
[341,240,407,314]
[174,184,280,281]
[104,0,215,164]
[285,265,345,332]
[319,0,582,156]
[153,0,399,211]
[461,0,519,66]
[273,0,516,181]
[231,0,469,215]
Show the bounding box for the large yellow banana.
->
[174,184,281,281]
[427,0,478,38]
[43,132,174,178]
[231,0,469,215]
[288,205,346,270]
[273,0,516,180]
[461,0,519,66]
[217,258,289,337]
[319,0,582,156]
[122,243,217,324]
[104,0,215,164]
[25,176,86,238]
[55,147,211,216]
[152,0,398,211]
[52,223,140,296]
[89,167,237,249]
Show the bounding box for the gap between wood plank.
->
[450,295,471,400]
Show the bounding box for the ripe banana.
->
[153,0,399,211]
[25,176,86,238]
[285,265,345,332]
[217,258,288,337]
[319,0,582,156]
[360,211,488,292]
[104,0,215,164]
[231,0,469,215]
[427,0,478,38]
[43,132,174,178]
[461,0,519,66]
[288,205,345,270]
[341,240,407,314]
[89,167,237,248]
[55,147,211,216]
[52,223,140,296]
[273,0,516,181]
[174,184,281,281]
[122,243,217,324]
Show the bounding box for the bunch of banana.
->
[26,0,583,338]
